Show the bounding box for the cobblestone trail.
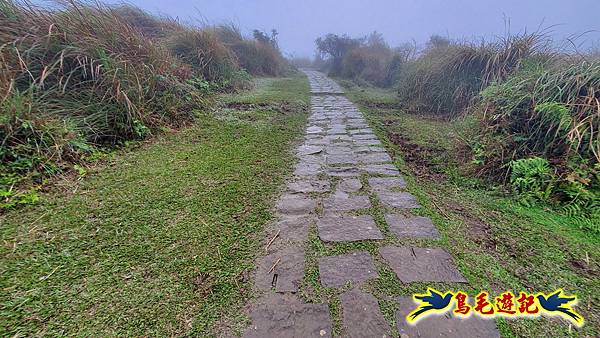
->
[242,71,500,338]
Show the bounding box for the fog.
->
[104,0,600,56]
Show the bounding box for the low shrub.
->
[214,25,288,77]
[478,60,600,214]
[397,33,546,115]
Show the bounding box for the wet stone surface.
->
[396,297,500,338]
[357,152,392,164]
[336,178,362,193]
[326,166,361,177]
[368,177,406,191]
[297,145,323,156]
[244,294,333,338]
[354,139,382,146]
[325,146,352,155]
[287,180,330,194]
[255,246,306,293]
[277,194,317,215]
[355,146,386,153]
[277,216,313,242]
[361,164,401,176]
[317,215,383,242]
[318,252,379,288]
[385,214,440,239]
[293,162,322,177]
[340,289,391,338]
[323,193,371,212]
[379,246,467,283]
[376,191,420,209]
[326,154,357,165]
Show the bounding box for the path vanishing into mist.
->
[240,71,501,337]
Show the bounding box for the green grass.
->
[0,73,310,336]
[341,84,600,337]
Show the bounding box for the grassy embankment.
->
[339,83,599,337]
[0,74,310,336]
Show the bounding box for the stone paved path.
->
[243,71,500,338]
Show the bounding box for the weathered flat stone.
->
[349,128,374,135]
[323,193,371,212]
[277,194,316,215]
[306,126,324,134]
[244,293,333,338]
[305,138,328,146]
[337,178,362,193]
[355,139,382,146]
[326,167,361,177]
[361,164,400,176]
[341,289,391,338]
[376,191,420,209]
[293,162,322,177]
[255,246,305,292]
[297,145,323,156]
[379,246,467,283]
[353,134,377,140]
[318,252,378,287]
[354,146,385,153]
[318,215,383,242]
[368,177,406,191]
[326,146,352,155]
[385,214,440,239]
[327,128,346,135]
[357,152,392,164]
[327,154,357,165]
[328,134,353,142]
[301,154,324,164]
[287,180,330,194]
[396,297,499,338]
[277,216,313,242]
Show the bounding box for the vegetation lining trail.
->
[0,75,309,336]
[343,83,600,337]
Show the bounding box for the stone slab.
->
[353,134,378,140]
[385,214,440,239]
[396,297,500,338]
[379,246,467,283]
[277,216,313,242]
[361,164,400,176]
[255,246,305,292]
[354,146,386,153]
[355,139,382,146]
[341,289,391,338]
[377,191,420,209]
[306,126,324,134]
[318,252,379,287]
[287,180,331,194]
[294,162,322,177]
[327,134,353,142]
[327,154,357,165]
[326,167,361,177]
[297,145,323,156]
[318,215,383,242]
[368,177,406,191]
[349,128,373,135]
[326,146,352,155]
[337,178,362,193]
[244,294,333,338]
[277,194,317,215]
[323,194,371,212]
[357,152,392,164]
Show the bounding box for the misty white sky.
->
[99,0,600,56]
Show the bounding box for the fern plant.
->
[510,157,556,204]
